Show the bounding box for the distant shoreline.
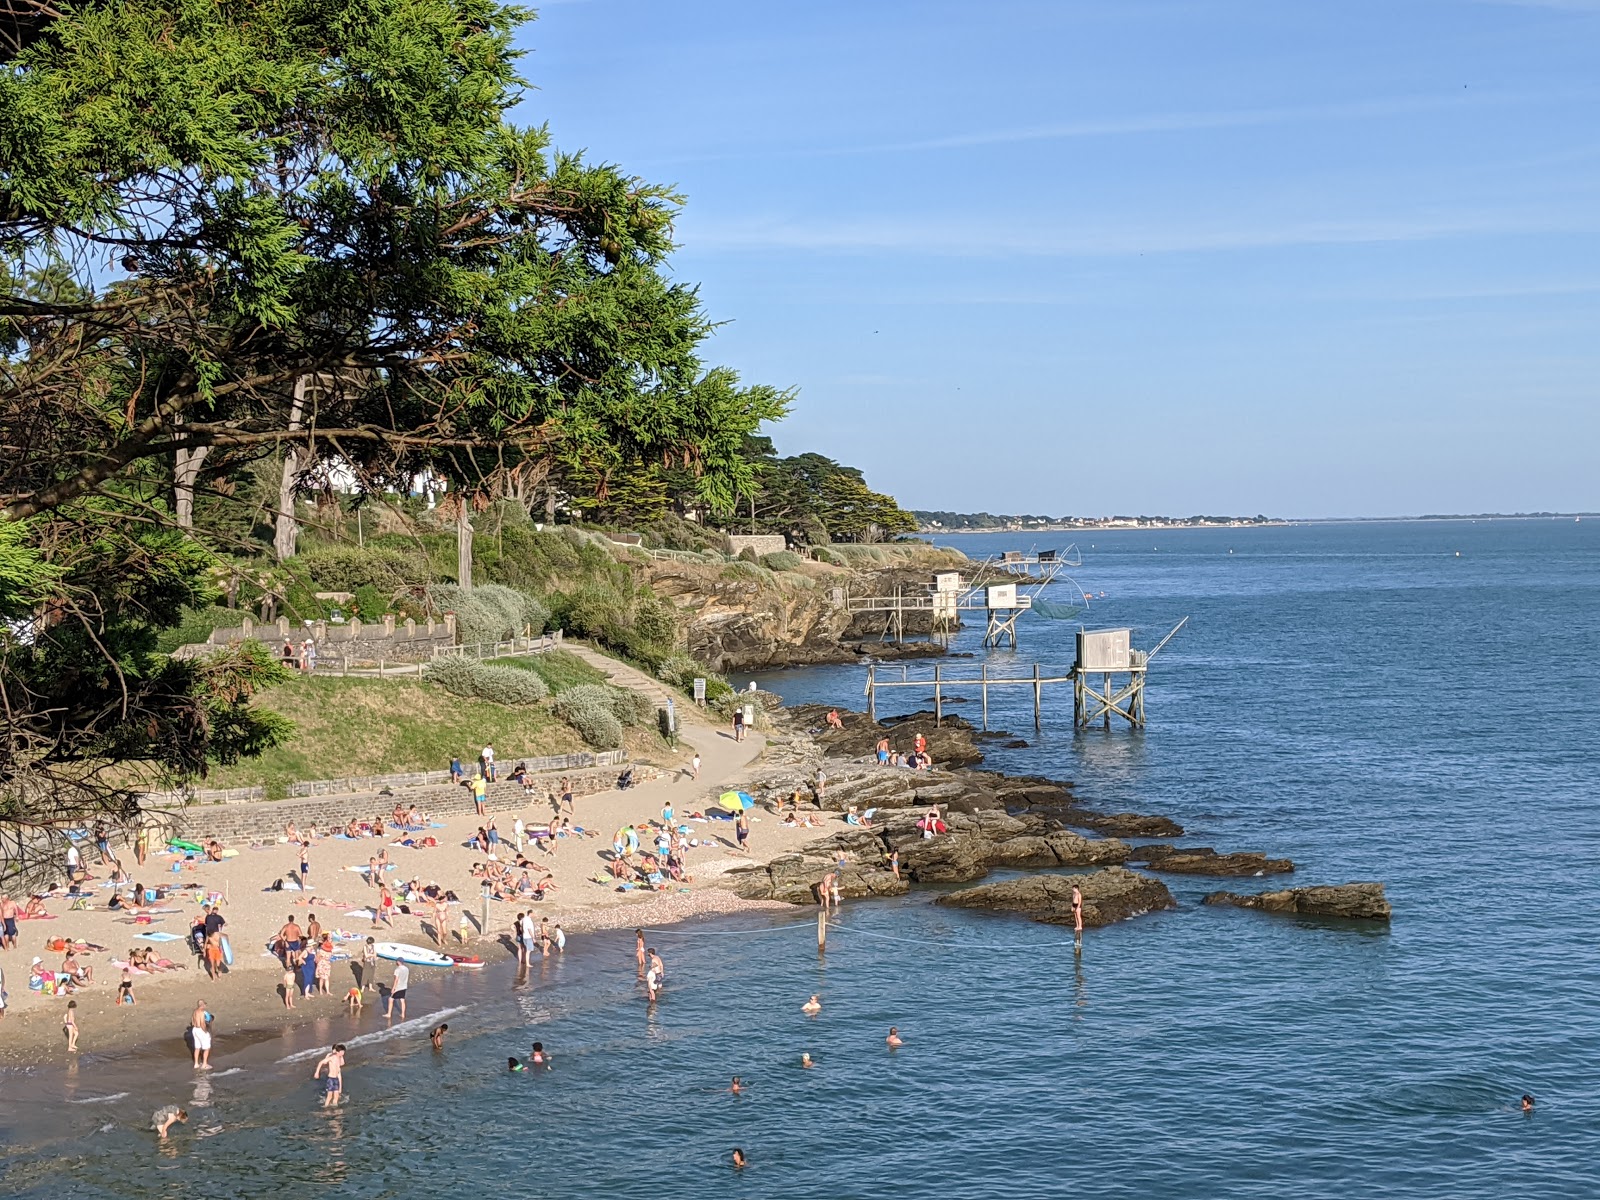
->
[917,513,1593,534]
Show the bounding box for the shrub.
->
[296,546,428,594]
[424,657,549,706]
[655,653,702,688]
[553,682,654,729]
[632,594,678,647]
[611,688,657,727]
[737,546,759,563]
[427,582,540,644]
[551,688,625,748]
[760,550,804,572]
[155,606,248,654]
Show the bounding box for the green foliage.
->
[551,687,623,749]
[294,547,429,596]
[759,550,804,572]
[153,605,247,654]
[424,656,549,706]
[426,582,542,644]
[498,650,608,693]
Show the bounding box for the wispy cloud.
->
[682,210,1600,259]
[650,89,1563,165]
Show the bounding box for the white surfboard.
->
[372,941,455,968]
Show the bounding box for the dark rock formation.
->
[937,867,1177,927]
[725,808,1130,900]
[1065,811,1186,838]
[1126,845,1294,875]
[1202,882,1391,920]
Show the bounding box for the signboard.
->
[933,572,962,593]
[693,678,706,704]
[986,584,1017,610]
[1076,628,1132,672]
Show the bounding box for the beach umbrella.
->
[718,791,754,813]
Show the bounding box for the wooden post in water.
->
[817,907,827,951]
[866,664,876,720]
[981,663,989,730]
[934,664,942,726]
[1033,663,1043,730]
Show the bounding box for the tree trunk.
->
[173,443,209,529]
[456,501,474,589]
[273,375,310,561]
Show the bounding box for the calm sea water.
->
[4,520,1597,1198]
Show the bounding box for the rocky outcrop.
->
[1126,845,1294,875]
[1202,882,1391,920]
[725,808,1129,901]
[792,706,989,768]
[649,562,956,673]
[937,867,1177,927]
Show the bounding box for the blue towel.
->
[136,931,183,942]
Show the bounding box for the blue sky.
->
[516,0,1600,518]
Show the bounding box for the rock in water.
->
[1202,882,1391,920]
[936,867,1176,928]
[1126,845,1295,875]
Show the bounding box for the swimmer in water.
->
[729,1075,742,1095]
[802,994,821,1014]
[1522,1094,1536,1112]
[731,1148,747,1169]
[801,1053,813,1069]
[886,1026,903,1047]
[508,1057,526,1072]
[530,1041,549,1066]
[429,1023,448,1050]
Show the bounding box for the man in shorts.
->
[313,1044,346,1107]
[385,962,409,1019]
[190,1000,212,1069]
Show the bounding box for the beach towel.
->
[136,931,182,942]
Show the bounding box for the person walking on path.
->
[732,709,745,742]
[480,743,495,783]
[691,753,701,781]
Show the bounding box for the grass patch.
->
[208,676,585,797]
[498,649,609,694]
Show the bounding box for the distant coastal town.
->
[912,510,1286,532]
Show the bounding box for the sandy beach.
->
[0,712,829,1069]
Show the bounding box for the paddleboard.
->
[445,954,484,968]
[168,840,202,853]
[220,934,233,967]
[373,942,455,968]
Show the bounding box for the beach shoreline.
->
[0,702,814,1070]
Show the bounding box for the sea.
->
[2,519,1597,1198]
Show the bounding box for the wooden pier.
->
[864,662,1073,729]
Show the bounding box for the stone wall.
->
[174,613,457,663]
[725,534,787,558]
[145,762,668,847]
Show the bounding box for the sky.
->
[514,0,1600,518]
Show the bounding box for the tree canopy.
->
[0,0,790,879]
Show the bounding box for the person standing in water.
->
[1071,884,1084,952]
[886,1027,903,1047]
[635,929,647,971]
[313,1044,346,1107]
[190,1000,212,1068]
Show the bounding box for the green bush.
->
[424,656,549,705]
[296,546,428,594]
[551,688,624,749]
[352,583,388,620]
[428,582,543,644]
[655,653,702,688]
[760,550,805,572]
[737,546,759,563]
[611,688,656,727]
[155,606,249,654]
[632,594,678,647]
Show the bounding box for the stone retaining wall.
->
[145,762,668,847]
